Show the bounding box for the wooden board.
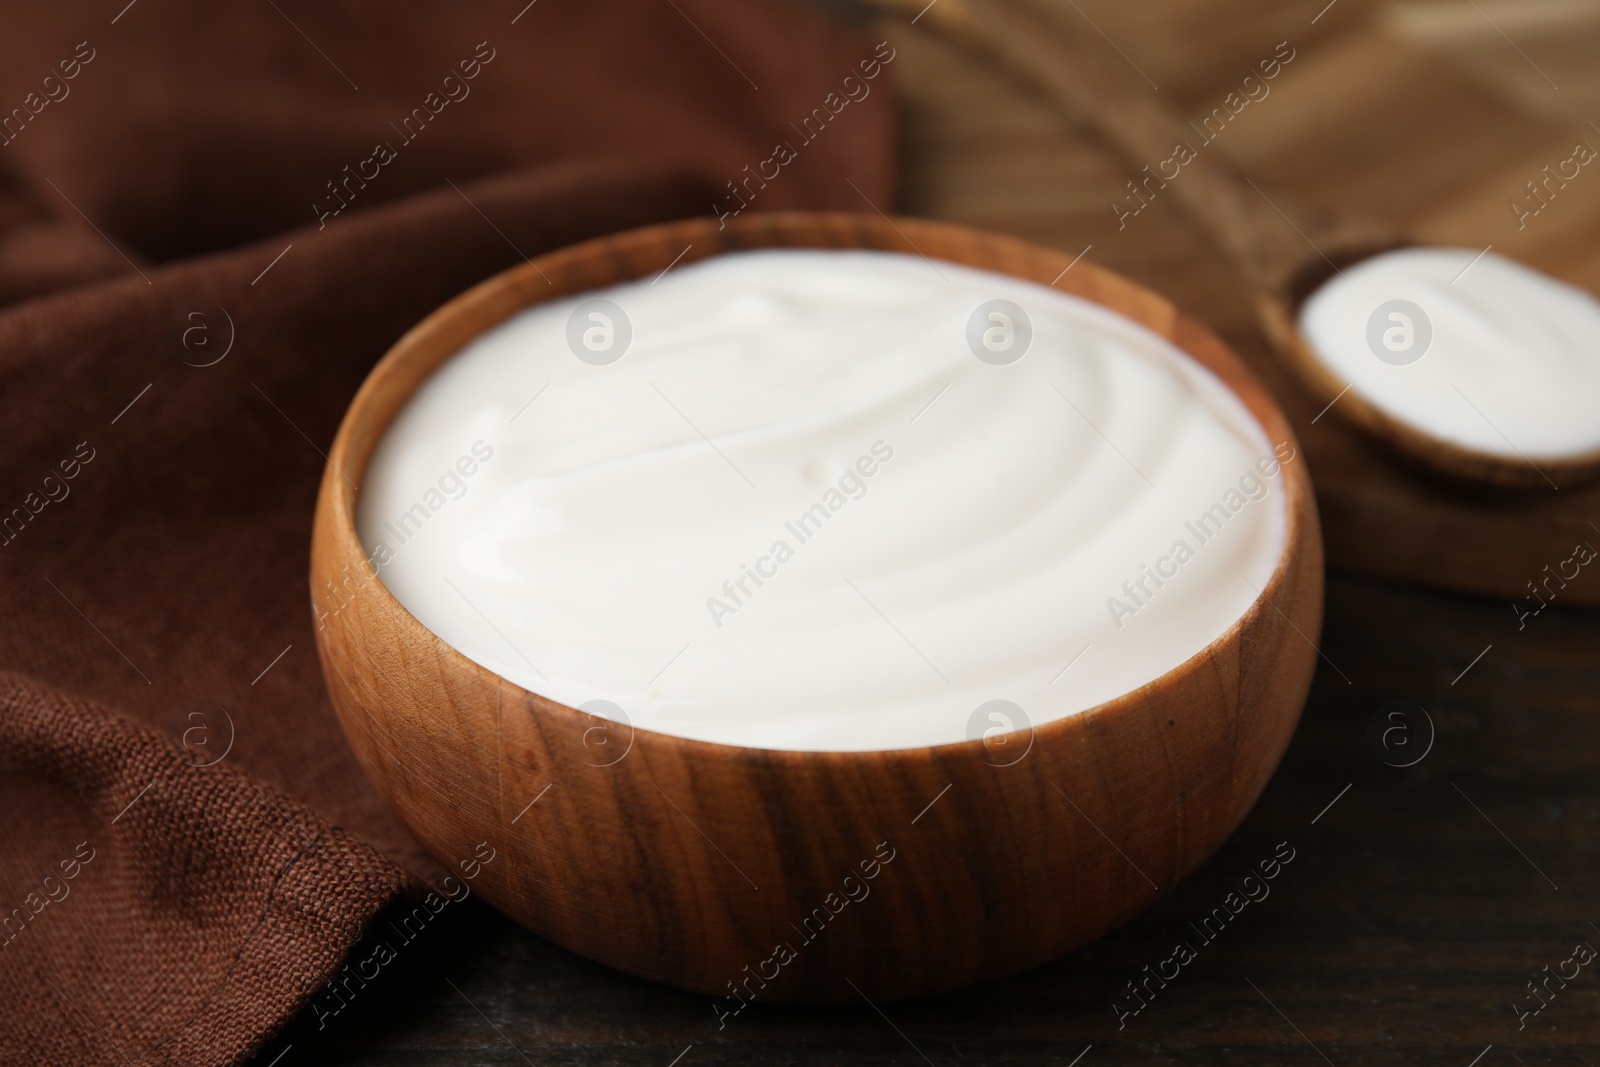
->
[884,0,1600,607]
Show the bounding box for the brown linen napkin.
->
[0,3,895,1064]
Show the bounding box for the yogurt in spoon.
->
[1298,247,1600,464]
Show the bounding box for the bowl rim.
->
[314,210,1317,764]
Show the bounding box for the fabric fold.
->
[0,672,409,1067]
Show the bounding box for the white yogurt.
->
[1298,247,1600,461]
[358,250,1288,751]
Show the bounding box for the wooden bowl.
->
[310,212,1324,1003]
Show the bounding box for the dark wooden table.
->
[250,571,1599,1066]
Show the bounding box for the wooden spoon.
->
[863,0,1600,490]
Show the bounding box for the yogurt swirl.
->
[359,250,1287,751]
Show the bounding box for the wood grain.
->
[309,213,1324,1002]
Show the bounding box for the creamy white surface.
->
[358,250,1287,751]
[1299,247,1600,460]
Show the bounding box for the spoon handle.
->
[870,0,1359,287]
